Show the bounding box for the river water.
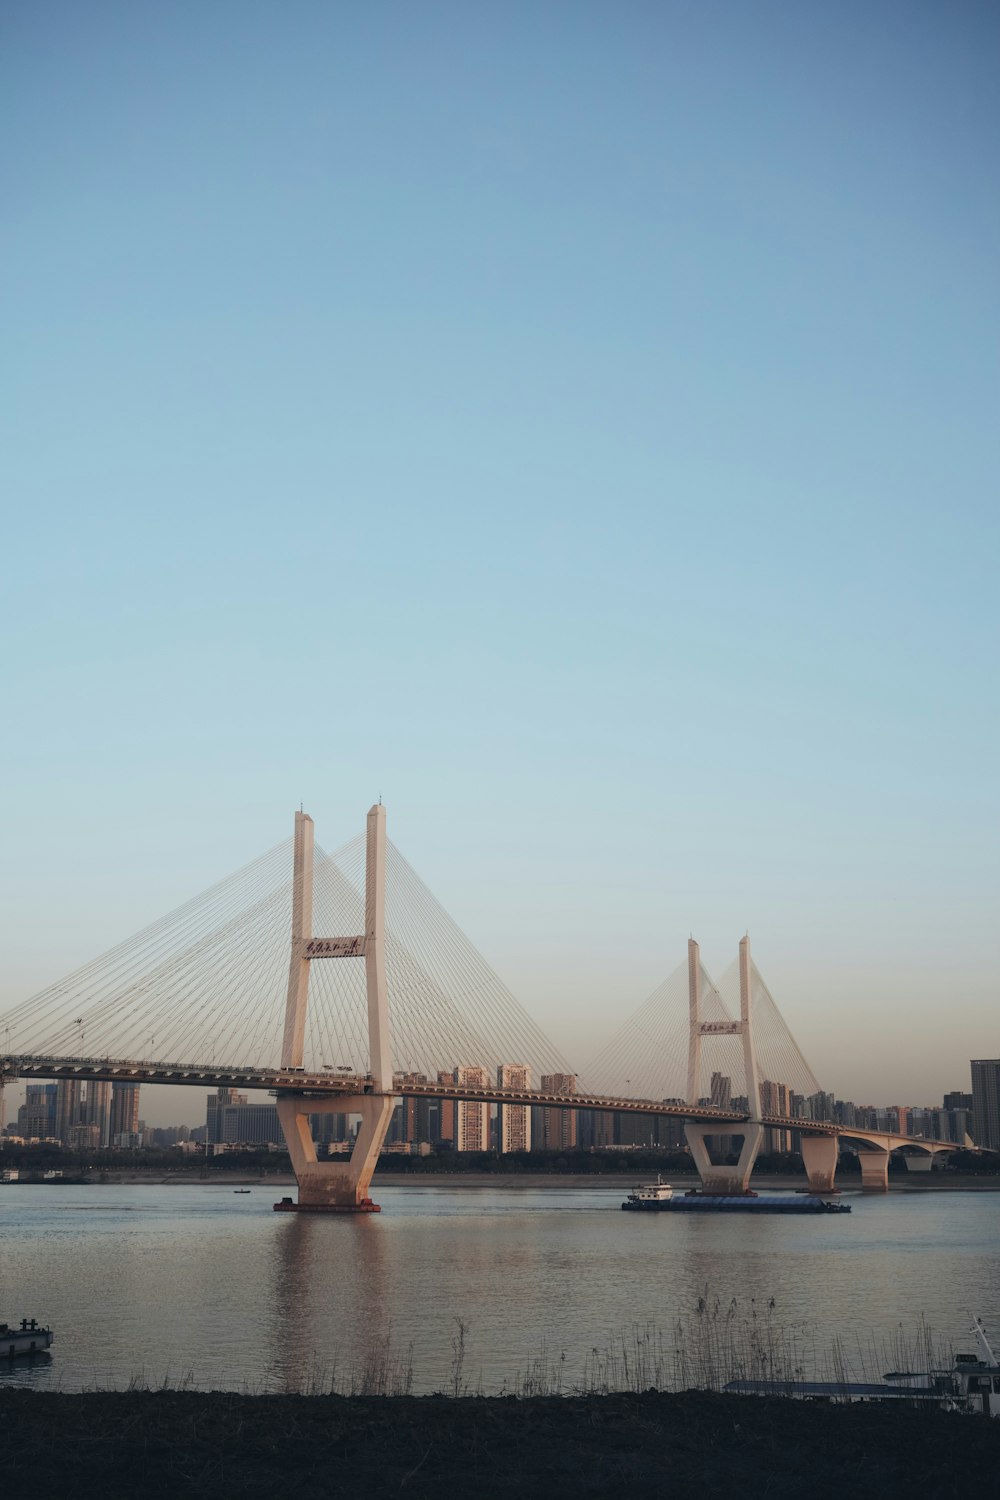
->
[1,1184,997,1394]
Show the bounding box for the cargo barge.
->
[621,1181,850,1214]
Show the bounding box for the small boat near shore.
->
[726,1316,1000,1417]
[2,1318,54,1359]
[621,1182,850,1214]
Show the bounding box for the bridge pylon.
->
[275,804,397,1212]
[683,936,765,1195]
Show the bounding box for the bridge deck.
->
[0,1055,958,1149]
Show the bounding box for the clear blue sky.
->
[2,2,997,1123]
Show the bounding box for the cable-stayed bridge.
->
[0,806,961,1210]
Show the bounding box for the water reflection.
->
[265,1213,392,1390]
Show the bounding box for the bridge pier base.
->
[685,1121,764,1195]
[857,1150,890,1192]
[276,1093,396,1211]
[800,1134,839,1193]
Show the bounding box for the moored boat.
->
[726,1316,1000,1417]
[2,1318,54,1358]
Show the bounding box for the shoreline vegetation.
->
[2,1143,997,1189]
[3,1388,999,1497]
[5,1305,1000,1495]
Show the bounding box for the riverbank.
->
[4,1169,996,1190]
[2,1388,998,1498]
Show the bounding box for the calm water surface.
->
[1,1184,997,1393]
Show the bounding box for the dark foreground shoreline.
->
[3,1389,998,1498]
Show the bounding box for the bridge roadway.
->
[3,1052,749,1125]
[1,1055,958,1154]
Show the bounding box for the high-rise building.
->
[55,1079,82,1145]
[759,1080,791,1153]
[436,1071,457,1146]
[82,1081,113,1147]
[971,1061,1000,1150]
[206,1087,282,1146]
[709,1072,732,1109]
[497,1064,531,1153]
[454,1066,490,1151]
[386,1074,435,1146]
[110,1083,140,1144]
[17,1084,58,1139]
[538,1074,577,1150]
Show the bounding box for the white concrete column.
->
[686,939,701,1105]
[365,804,393,1092]
[684,1122,761,1195]
[801,1133,839,1193]
[857,1150,890,1192]
[281,812,314,1069]
[276,1092,396,1209]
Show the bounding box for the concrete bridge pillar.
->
[800,1133,839,1193]
[276,1094,395,1211]
[685,1123,763,1195]
[857,1150,890,1192]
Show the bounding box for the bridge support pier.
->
[685,1122,764,1196]
[857,1150,890,1192]
[276,1094,396,1211]
[800,1134,839,1193]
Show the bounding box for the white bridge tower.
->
[275,804,396,1212]
[683,935,765,1195]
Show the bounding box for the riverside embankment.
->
[16,1169,996,1190]
[2,1388,998,1498]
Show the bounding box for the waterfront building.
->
[538,1073,577,1150]
[207,1087,282,1146]
[710,1072,732,1108]
[497,1064,531,1153]
[81,1081,113,1147]
[312,1110,351,1146]
[970,1060,1000,1150]
[759,1080,791,1153]
[109,1083,140,1142]
[387,1074,436,1147]
[454,1066,490,1151]
[807,1091,835,1122]
[17,1084,57,1140]
[436,1071,456,1146]
[55,1078,82,1145]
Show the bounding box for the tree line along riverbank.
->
[2,1143,996,1186]
[2,1388,998,1498]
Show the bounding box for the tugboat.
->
[2,1318,54,1359]
[623,1176,674,1205]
